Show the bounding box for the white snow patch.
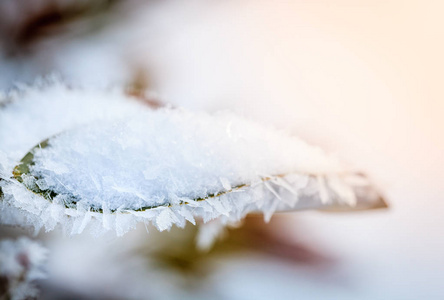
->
[0,81,381,236]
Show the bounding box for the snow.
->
[29,108,344,211]
[0,81,381,236]
[0,77,146,165]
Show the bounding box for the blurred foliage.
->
[138,215,333,289]
[0,0,122,56]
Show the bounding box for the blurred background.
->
[0,0,443,299]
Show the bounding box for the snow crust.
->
[29,108,344,211]
[0,80,380,236]
[0,77,146,166]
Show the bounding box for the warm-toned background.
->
[1,0,443,299]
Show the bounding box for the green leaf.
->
[10,138,388,214]
[11,138,251,213]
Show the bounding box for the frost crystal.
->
[0,80,383,236]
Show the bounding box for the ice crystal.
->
[0,80,384,236]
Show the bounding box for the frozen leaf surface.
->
[0,80,385,236]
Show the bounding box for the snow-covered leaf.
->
[0,82,386,236]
